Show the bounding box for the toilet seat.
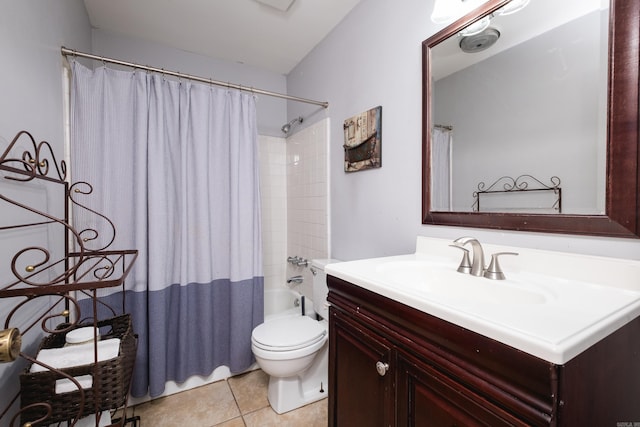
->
[252,316,326,352]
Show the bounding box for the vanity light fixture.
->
[494,0,530,16]
[430,0,489,24]
[431,0,530,38]
[458,16,492,36]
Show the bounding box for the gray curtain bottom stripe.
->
[80,276,264,397]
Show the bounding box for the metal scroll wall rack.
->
[0,131,138,427]
[472,175,562,213]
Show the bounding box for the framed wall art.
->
[343,106,381,172]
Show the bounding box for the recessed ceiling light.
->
[253,0,296,12]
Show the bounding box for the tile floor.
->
[122,369,328,426]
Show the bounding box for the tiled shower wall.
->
[257,118,330,299]
[285,119,330,301]
[258,135,287,291]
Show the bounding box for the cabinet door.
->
[329,308,393,427]
[397,353,531,427]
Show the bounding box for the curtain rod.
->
[61,46,329,109]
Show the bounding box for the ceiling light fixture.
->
[459,27,501,53]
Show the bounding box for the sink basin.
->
[326,236,640,364]
[375,260,549,305]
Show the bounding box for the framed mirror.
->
[422,0,639,238]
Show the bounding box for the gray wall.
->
[91,29,288,137]
[0,0,90,146]
[0,1,92,424]
[287,0,640,260]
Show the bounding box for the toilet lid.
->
[252,316,326,351]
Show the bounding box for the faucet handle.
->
[484,252,518,280]
[449,245,473,274]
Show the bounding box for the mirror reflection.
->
[430,0,609,214]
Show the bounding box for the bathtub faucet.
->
[287,256,309,267]
[287,275,304,285]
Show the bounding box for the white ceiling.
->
[82,0,362,76]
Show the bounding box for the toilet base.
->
[266,343,328,414]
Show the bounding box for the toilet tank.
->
[311,259,341,320]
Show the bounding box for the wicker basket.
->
[20,314,137,426]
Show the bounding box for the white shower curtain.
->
[70,61,264,397]
[431,127,452,211]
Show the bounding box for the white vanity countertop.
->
[325,236,640,364]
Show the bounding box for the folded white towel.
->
[31,338,121,373]
[55,374,93,394]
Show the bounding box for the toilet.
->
[251,258,339,414]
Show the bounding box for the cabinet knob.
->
[376,361,389,376]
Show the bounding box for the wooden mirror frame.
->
[422,0,639,238]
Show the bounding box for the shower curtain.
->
[70,61,264,397]
[431,127,453,211]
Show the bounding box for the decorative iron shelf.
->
[0,249,138,298]
[472,174,561,213]
[0,130,139,426]
[1,130,138,299]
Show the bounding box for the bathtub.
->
[264,288,314,321]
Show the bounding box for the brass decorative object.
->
[0,328,22,363]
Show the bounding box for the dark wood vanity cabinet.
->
[329,307,393,426]
[395,351,530,426]
[327,275,640,427]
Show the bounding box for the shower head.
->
[281,116,303,134]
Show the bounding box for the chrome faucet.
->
[451,237,485,277]
[287,275,304,284]
[287,256,309,267]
